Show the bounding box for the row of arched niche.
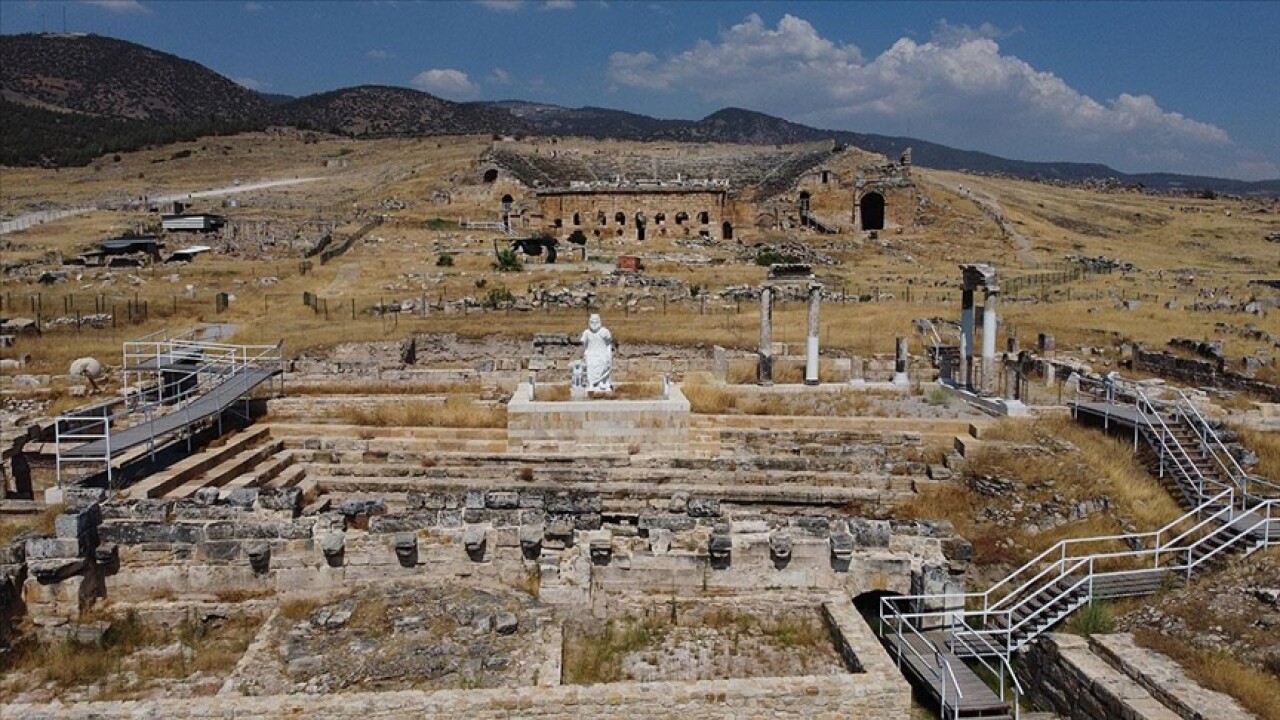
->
[550,210,732,240]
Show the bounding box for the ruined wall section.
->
[536,188,744,242]
[20,486,962,613]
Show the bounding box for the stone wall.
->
[1134,349,1280,401]
[1018,633,1254,720]
[506,383,690,454]
[536,189,744,241]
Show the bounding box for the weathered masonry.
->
[535,183,741,242]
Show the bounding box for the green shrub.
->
[436,253,454,267]
[1071,601,1115,636]
[493,249,522,272]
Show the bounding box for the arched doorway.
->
[501,194,514,231]
[635,212,647,241]
[859,192,885,231]
[615,212,626,226]
[697,211,710,225]
[798,191,811,225]
[721,221,733,240]
[572,212,581,226]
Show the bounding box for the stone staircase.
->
[125,426,273,499]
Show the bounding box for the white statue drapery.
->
[580,314,614,391]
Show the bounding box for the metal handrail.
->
[879,598,965,720]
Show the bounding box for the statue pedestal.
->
[508,383,689,454]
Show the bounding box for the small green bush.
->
[436,253,454,267]
[1071,601,1115,636]
[493,249,522,272]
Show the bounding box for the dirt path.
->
[934,177,1038,267]
[0,177,326,235]
[322,262,363,297]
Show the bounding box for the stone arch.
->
[572,212,581,226]
[614,211,626,226]
[501,194,513,206]
[852,590,903,621]
[721,221,733,240]
[553,218,563,229]
[675,211,689,226]
[482,168,499,183]
[859,192,885,231]
[654,212,666,225]
[697,210,710,225]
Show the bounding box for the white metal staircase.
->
[879,375,1279,719]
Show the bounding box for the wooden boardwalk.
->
[882,629,1011,718]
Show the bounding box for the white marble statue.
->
[580,313,614,391]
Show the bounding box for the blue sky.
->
[3,1,1277,180]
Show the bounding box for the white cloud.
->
[244,2,263,12]
[608,15,1271,179]
[541,0,575,10]
[410,68,481,100]
[232,76,264,91]
[489,67,512,85]
[367,49,392,61]
[81,0,149,14]
[478,0,523,12]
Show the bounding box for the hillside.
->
[0,33,270,122]
[279,85,521,137]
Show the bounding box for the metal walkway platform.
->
[59,367,278,460]
[55,334,284,487]
[883,629,1011,718]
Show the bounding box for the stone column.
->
[893,337,910,386]
[758,285,773,386]
[805,283,821,386]
[960,288,975,389]
[982,290,999,393]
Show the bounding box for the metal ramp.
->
[55,332,284,488]
[879,374,1279,719]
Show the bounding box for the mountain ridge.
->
[1,32,1275,195]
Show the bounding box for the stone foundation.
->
[507,383,690,453]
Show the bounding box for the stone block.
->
[406,491,447,510]
[486,491,520,509]
[26,537,81,561]
[29,558,87,582]
[54,504,101,540]
[370,511,439,533]
[225,488,259,509]
[638,513,696,532]
[687,497,721,518]
[258,487,303,513]
[847,519,890,548]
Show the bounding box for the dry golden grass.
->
[682,375,891,417]
[1134,629,1280,720]
[1235,427,1280,485]
[0,611,260,700]
[328,395,505,428]
[902,416,1183,567]
[278,597,325,622]
[0,504,62,545]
